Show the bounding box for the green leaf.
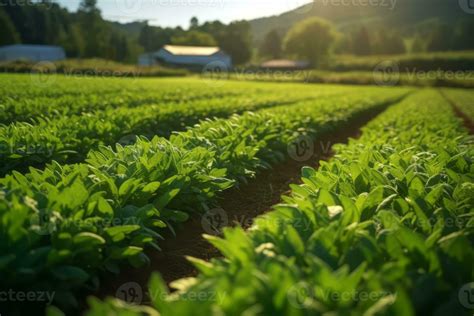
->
[155,188,181,210]
[105,225,141,239]
[142,181,161,193]
[286,225,305,255]
[97,197,114,216]
[73,232,106,246]
[52,266,89,282]
[110,246,143,259]
[119,178,137,197]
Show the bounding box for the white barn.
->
[139,45,232,70]
[0,44,66,62]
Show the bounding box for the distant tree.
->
[352,26,371,55]
[452,19,474,51]
[198,20,226,37]
[259,29,282,59]
[333,33,352,55]
[79,0,100,14]
[171,30,217,46]
[283,17,337,66]
[372,29,405,55]
[426,22,452,52]
[411,35,426,53]
[0,8,20,45]
[190,16,199,29]
[78,0,107,58]
[138,22,155,52]
[0,0,142,61]
[201,20,252,65]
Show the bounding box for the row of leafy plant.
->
[0,92,316,176]
[86,90,473,315]
[0,88,406,313]
[0,79,238,124]
[0,75,350,124]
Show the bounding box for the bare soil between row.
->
[439,90,474,134]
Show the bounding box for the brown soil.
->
[451,105,474,135]
[90,104,391,308]
[439,90,474,134]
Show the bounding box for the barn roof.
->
[261,59,310,69]
[0,44,65,53]
[162,45,221,56]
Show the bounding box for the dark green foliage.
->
[86,90,473,316]
[0,83,405,312]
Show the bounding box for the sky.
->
[57,0,313,28]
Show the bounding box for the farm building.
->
[139,45,232,70]
[0,44,66,62]
[260,59,310,71]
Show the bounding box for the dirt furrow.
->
[439,90,474,134]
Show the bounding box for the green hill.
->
[249,0,466,43]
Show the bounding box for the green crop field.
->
[0,74,472,316]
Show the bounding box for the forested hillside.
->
[251,0,473,55]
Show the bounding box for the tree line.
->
[0,0,472,67]
[0,0,145,62]
[0,0,252,65]
[259,18,474,65]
